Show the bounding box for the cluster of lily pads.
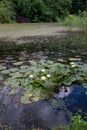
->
[0,60,87,104]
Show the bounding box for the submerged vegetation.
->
[0,60,87,104]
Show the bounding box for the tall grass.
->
[64,12,87,31]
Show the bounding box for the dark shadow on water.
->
[0,85,87,129]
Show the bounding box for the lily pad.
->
[13,61,23,66]
[0,66,6,71]
[21,95,31,104]
[69,58,81,61]
[10,89,18,95]
[0,60,87,105]
[58,58,68,63]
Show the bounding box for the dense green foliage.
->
[69,115,87,130]
[70,0,87,14]
[0,0,87,23]
[0,0,16,23]
[15,0,71,22]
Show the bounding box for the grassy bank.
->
[64,12,87,31]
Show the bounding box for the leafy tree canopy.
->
[0,0,86,23]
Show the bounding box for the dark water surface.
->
[0,32,87,129]
[0,85,87,130]
[0,32,87,64]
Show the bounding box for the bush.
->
[64,14,75,25]
[69,115,87,130]
[0,0,16,23]
[53,115,87,130]
[63,11,87,31]
[31,0,46,22]
[13,0,72,22]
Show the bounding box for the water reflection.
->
[0,32,87,64]
[0,85,87,129]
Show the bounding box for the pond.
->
[0,32,87,130]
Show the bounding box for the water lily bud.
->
[41,76,47,81]
[41,69,45,72]
[47,74,51,78]
[29,74,34,78]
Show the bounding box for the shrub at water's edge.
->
[0,0,16,23]
[63,12,87,31]
[52,115,87,130]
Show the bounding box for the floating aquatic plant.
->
[0,60,87,104]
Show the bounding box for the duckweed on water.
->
[0,60,87,104]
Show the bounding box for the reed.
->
[64,12,87,31]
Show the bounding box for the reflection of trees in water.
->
[0,33,87,63]
[20,100,71,129]
[0,85,87,129]
[0,86,71,130]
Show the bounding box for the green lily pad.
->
[0,66,6,71]
[10,89,18,95]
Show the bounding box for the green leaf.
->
[21,95,30,104]
[10,89,18,95]
[0,65,6,71]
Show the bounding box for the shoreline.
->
[0,23,82,43]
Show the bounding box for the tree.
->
[70,0,87,14]
[1,0,86,23]
[16,0,31,17]
[30,0,46,22]
[43,0,71,21]
[12,0,71,22]
[0,0,16,23]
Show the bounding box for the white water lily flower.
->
[29,74,34,78]
[71,64,77,68]
[70,62,77,68]
[47,74,51,78]
[41,69,45,72]
[70,62,76,65]
[41,76,47,81]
